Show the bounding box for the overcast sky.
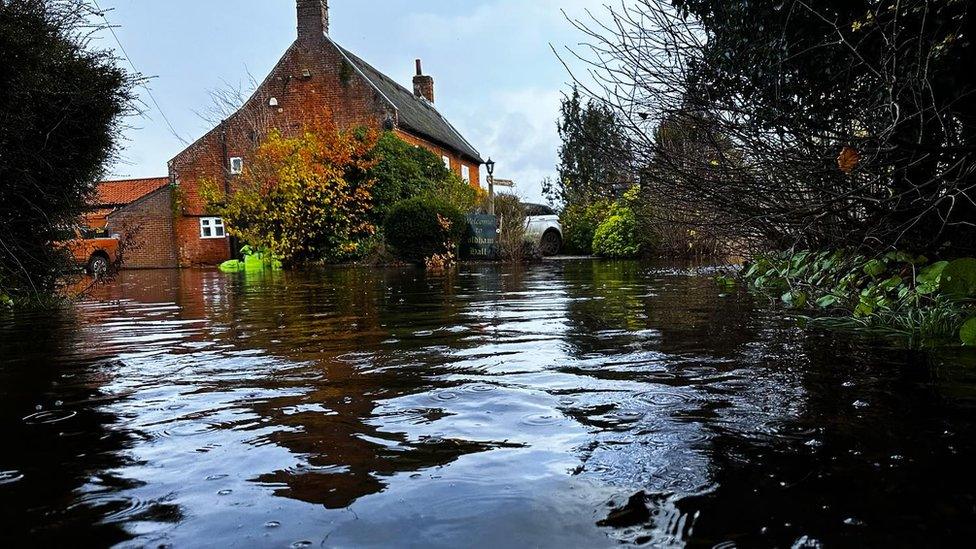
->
[93,0,600,202]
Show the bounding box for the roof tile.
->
[94,177,169,207]
[332,41,484,163]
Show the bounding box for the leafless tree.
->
[557,0,975,255]
[195,70,278,148]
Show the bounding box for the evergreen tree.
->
[0,0,132,303]
[544,87,632,206]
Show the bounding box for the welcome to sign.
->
[465,214,499,260]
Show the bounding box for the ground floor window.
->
[200,217,226,239]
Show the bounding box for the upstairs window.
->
[200,217,226,239]
[229,157,244,175]
[461,165,471,183]
[442,156,451,170]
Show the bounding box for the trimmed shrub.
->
[368,133,482,222]
[384,197,467,264]
[367,132,452,222]
[419,173,482,214]
[593,203,640,259]
[560,199,613,255]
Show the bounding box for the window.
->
[442,156,451,170]
[229,157,244,175]
[525,204,557,217]
[461,165,471,183]
[80,227,110,239]
[200,217,226,239]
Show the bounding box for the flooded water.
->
[2,260,976,547]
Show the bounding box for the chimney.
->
[413,59,435,103]
[297,0,329,40]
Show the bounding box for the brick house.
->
[87,178,179,269]
[168,0,485,266]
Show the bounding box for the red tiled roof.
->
[94,177,169,207]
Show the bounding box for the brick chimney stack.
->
[297,0,329,40]
[413,59,435,103]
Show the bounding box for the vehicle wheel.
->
[539,230,562,257]
[87,254,110,278]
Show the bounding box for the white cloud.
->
[100,0,610,202]
[459,88,564,201]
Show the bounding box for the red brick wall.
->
[174,216,231,267]
[169,38,396,266]
[394,129,482,188]
[106,187,178,269]
[169,33,481,265]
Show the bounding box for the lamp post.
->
[485,157,496,215]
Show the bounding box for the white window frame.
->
[229,157,244,175]
[461,164,471,183]
[442,156,451,170]
[200,217,226,239]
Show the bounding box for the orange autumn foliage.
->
[837,146,860,174]
[201,118,379,265]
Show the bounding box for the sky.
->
[92,0,602,203]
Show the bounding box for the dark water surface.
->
[2,260,976,548]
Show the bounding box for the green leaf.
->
[219,259,245,273]
[715,275,736,288]
[854,301,874,317]
[854,294,877,317]
[884,251,915,264]
[918,261,949,285]
[940,258,976,300]
[816,295,839,308]
[880,276,903,291]
[781,291,794,306]
[780,291,807,309]
[917,261,946,294]
[961,318,976,346]
[863,259,886,278]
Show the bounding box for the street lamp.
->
[485,157,496,215]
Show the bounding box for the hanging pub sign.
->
[465,214,499,260]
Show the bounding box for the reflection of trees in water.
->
[589,306,976,546]
[186,266,511,509]
[560,260,757,358]
[0,310,182,546]
[660,333,976,547]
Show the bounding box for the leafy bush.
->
[560,199,613,255]
[493,194,531,262]
[593,203,640,259]
[1,0,133,304]
[384,197,467,264]
[201,121,378,266]
[418,173,482,214]
[367,132,454,221]
[368,132,482,222]
[743,250,976,347]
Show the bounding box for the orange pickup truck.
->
[56,226,120,276]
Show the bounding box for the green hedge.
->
[560,200,613,255]
[384,197,467,263]
[593,204,640,259]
